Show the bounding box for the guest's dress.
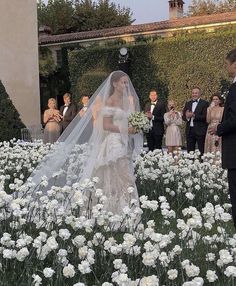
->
[43,109,61,144]
[164,111,182,147]
[204,106,224,153]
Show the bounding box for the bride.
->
[21,71,143,217]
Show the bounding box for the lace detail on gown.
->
[95,107,128,168]
[91,106,139,215]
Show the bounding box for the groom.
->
[209,48,236,228]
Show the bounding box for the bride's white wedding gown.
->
[21,71,142,222]
[91,106,139,215]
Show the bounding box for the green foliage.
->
[68,26,236,110]
[39,47,58,77]
[0,81,25,141]
[188,0,236,16]
[69,43,163,108]
[69,46,118,97]
[75,70,109,100]
[152,28,236,107]
[37,0,76,34]
[37,0,134,35]
[74,0,134,31]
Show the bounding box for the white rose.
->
[113,259,123,270]
[16,247,29,261]
[224,266,236,277]
[43,267,54,278]
[206,270,218,282]
[46,236,58,250]
[59,229,71,240]
[167,269,178,280]
[32,274,42,286]
[78,260,91,274]
[63,264,75,278]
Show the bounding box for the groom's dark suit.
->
[217,81,236,228]
[60,103,78,133]
[144,100,166,150]
[182,98,209,155]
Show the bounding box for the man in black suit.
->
[78,95,90,118]
[182,87,209,156]
[144,89,166,151]
[60,93,78,133]
[209,48,236,228]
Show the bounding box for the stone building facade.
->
[0,0,41,128]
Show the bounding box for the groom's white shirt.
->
[63,105,69,116]
[233,76,236,83]
[150,101,156,127]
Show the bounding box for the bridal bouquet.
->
[128,111,151,133]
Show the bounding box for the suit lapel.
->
[189,101,193,112]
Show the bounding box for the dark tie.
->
[151,102,156,106]
[192,100,198,103]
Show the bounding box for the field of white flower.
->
[0,140,235,286]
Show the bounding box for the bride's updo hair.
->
[109,70,127,96]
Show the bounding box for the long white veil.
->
[27,71,143,191]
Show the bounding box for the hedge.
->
[0,81,25,141]
[68,25,236,109]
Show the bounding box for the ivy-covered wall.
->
[68,26,236,109]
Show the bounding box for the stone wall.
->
[0,0,41,128]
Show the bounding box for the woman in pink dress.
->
[43,98,62,144]
[204,93,224,154]
[164,100,182,153]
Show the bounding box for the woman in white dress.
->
[164,100,182,153]
[22,71,143,218]
[90,72,140,214]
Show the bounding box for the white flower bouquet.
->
[128,111,151,133]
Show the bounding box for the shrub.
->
[75,69,109,101]
[0,81,25,141]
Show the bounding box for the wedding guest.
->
[144,89,166,151]
[164,100,182,153]
[43,98,61,144]
[78,95,90,117]
[204,93,224,154]
[182,87,209,156]
[60,93,78,133]
[209,48,236,228]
